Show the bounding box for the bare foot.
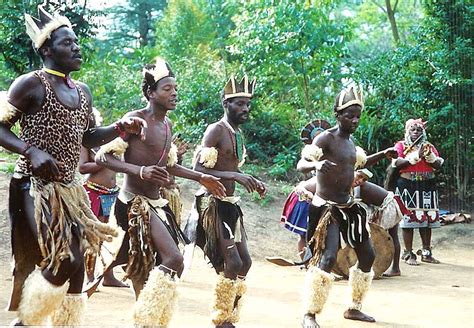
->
[383,268,401,277]
[344,309,375,322]
[103,274,129,288]
[302,313,320,328]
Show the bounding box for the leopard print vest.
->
[15,71,90,183]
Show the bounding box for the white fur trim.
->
[18,268,69,325]
[95,137,129,162]
[133,267,178,327]
[0,93,19,124]
[51,293,87,326]
[211,275,237,325]
[355,146,367,169]
[229,278,247,324]
[348,266,374,311]
[406,151,421,165]
[199,146,218,168]
[301,144,323,162]
[167,143,178,167]
[303,266,333,315]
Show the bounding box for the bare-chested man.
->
[193,75,266,328]
[300,86,376,328]
[0,5,144,326]
[95,58,226,327]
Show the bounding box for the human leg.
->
[302,221,339,328]
[402,228,418,265]
[133,210,182,327]
[384,224,401,276]
[227,234,252,325]
[344,239,375,322]
[419,227,440,263]
[211,222,243,327]
[15,180,83,325]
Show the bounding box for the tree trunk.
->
[385,0,400,44]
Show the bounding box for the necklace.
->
[156,118,170,165]
[221,119,244,162]
[43,68,76,89]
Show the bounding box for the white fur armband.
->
[301,144,323,162]
[95,138,129,162]
[0,93,20,124]
[167,143,178,167]
[199,146,218,168]
[355,146,367,169]
[425,151,444,165]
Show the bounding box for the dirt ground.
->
[0,172,473,327]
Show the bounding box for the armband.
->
[301,144,323,162]
[95,137,129,162]
[355,146,367,169]
[167,143,178,167]
[0,94,20,124]
[199,146,218,168]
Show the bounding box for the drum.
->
[331,223,394,279]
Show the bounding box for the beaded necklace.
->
[221,119,244,163]
[156,117,170,165]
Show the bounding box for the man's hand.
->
[199,174,226,198]
[26,147,64,181]
[141,165,170,185]
[119,117,148,141]
[255,180,267,198]
[383,147,398,159]
[317,160,337,174]
[234,173,264,194]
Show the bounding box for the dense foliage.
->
[0,0,471,211]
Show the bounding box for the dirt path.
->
[0,172,473,327]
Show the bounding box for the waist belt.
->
[400,172,435,181]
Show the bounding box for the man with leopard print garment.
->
[0,4,145,326]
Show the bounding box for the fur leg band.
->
[229,277,247,324]
[51,293,87,326]
[133,267,178,327]
[348,266,374,311]
[303,266,333,315]
[211,275,237,325]
[17,268,69,325]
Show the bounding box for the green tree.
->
[0,0,100,88]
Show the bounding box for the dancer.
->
[1,5,144,325]
[193,74,266,327]
[300,86,376,327]
[95,58,226,327]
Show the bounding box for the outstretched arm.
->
[365,147,398,167]
[80,85,147,149]
[167,164,226,198]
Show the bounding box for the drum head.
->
[300,119,331,144]
[332,223,394,279]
